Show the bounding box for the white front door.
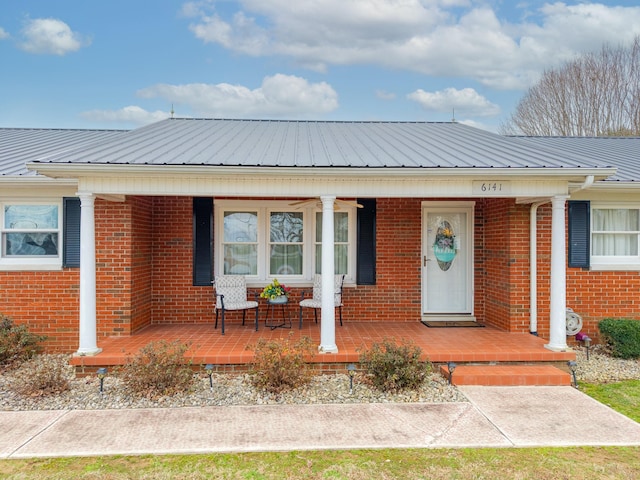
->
[422,203,474,317]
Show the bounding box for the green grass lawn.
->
[1,380,639,479]
[580,379,640,423]
[0,447,639,479]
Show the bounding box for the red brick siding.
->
[482,199,540,333]
[0,270,79,352]
[151,197,212,324]
[131,197,153,333]
[95,199,133,338]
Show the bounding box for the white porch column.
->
[319,195,338,353]
[546,195,569,351]
[76,193,101,356]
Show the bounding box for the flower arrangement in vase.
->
[260,278,291,302]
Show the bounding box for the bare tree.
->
[500,37,640,137]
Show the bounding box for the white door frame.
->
[421,201,475,320]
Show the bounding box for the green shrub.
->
[598,318,640,359]
[9,354,73,397]
[0,314,46,369]
[248,333,315,394]
[358,338,430,392]
[119,340,194,399]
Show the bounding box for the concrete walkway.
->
[1,386,639,458]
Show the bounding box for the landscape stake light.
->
[347,364,356,394]
[96,367,107,394]
[205,364,214,390]
[447,362,457,385]
[567,360,578,387]
[583,336,591,361]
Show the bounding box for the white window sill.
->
[588,263,640,271]
[0,263,63,271]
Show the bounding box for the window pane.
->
[270,212,303,275]
[4,205,58,229]
[593,233,638,256]
[593,209,639,231]
[223,212,257,242]
[270,212,303,242]
[336,212,348,242]
[592,209,640,256]
[316,212,348,242]
[5,232,59,256]
[270,245,303,275]
[315,245,348,274]
[223,244,257,275]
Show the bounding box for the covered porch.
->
[70,321,576,386]
[27,120,614,372]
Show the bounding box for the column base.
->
[544,343,571,352]
[318,344,339,354]
[74,347,103,357]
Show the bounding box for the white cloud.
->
[137,74,338,118]
[80,106,170,126]
[184,1,640,90]
[0,27,9,40]
[407,87,500,117]
[19,18,89,55]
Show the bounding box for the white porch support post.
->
[546,195,569,351]
[76,193,101,356]
[319,195,338,353]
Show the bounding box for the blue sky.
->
[1,1,640,132]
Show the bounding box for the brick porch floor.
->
[70,320,576,384]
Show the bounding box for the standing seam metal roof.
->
[0,128,126,176]
[26,118,613,171]
[511,136,640,182]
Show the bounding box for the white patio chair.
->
[214,275,259,335]
[299,274,345,329]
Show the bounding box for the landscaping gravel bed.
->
[0,345,637,412]
[0,367,464,411]
[573,345,640,383]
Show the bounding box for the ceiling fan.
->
[288,198,363,210]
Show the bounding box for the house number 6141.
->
[480,182,502,192]
[472,181,511,195]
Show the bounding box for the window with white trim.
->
[591,205,640,268]
[1,201,63,269]
[215,201,355,283]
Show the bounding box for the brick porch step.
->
[438,364,572,386]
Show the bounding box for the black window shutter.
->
[568,200,590,268]
[62,197,81,268]
[193,197,213,286]
[356,198,376,285]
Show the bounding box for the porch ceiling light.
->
[347,364,356,394]
[567,360,578,388]
[96,367,108,394]
[447,362,457,385]
[205,364,214,390]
